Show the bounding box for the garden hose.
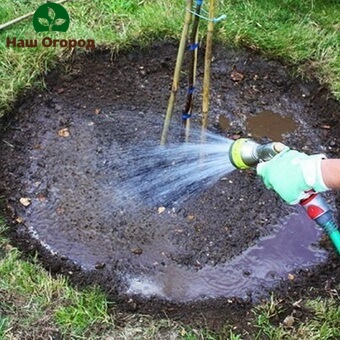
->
[229,138,340,255]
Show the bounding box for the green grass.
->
[1,217,339,338]
[1,220,245,338]
[55,287,111,336]
[1,0,340,338]
[0,0,339,117]
[0,238,113,337]
[253,294,340,340]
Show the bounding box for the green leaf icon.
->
[33,2,70,33]
[48,7,55,21]
[38,17,49,27]
[54,18,66,26]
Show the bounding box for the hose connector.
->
[229,138,285,169]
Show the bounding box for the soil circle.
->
[0,42,339,324]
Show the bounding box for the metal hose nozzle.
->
[229,138,285,169]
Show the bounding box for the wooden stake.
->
[160,0,193,146]
[0,0,70,31]
[185,27,199,142]
[201,0,216,134]
[182,0,202,138]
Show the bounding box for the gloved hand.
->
[256,147,329,204]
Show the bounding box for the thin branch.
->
[0,0,70,31]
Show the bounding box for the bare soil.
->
[0,42,339,331]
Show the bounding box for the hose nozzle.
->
[229,138,285,169]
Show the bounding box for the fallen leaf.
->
[19,197,31,207]
[180,329,187,336]
[37,194,46,202]
[56,88,65,94]
[230,67,244,82]
[292,299,302,308]
[56,207,65,214]
[158,206,166,214]
[58,128,70,137]
[95,108,101,115]
[95,262,106,269]
[320,124,331,129]
[5,244,14,252]
[16,216,24,223]
[283,315,294,328]
[131,247,143,255]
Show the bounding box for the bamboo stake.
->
[201,0,216,134]
[0,0,70,31]
[160,0,193,146]
[185,27,199,142]
[182,0,202,138]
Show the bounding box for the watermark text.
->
[6,37,95,50]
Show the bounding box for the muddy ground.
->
[0,42,339,330]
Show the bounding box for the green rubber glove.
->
[256,147,329,204]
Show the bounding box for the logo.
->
[33,2,70,33]
[6,1,95,50]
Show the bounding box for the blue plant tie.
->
[188,43,199,50]
[213,14,227,23]
[196,0,203,5]
[188,86,195,94]
[186,6,226,23]
[182,113,192,120]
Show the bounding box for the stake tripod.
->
[161,0,225,145]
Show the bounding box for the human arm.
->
[256,149,339,204]
[321,159,340,190]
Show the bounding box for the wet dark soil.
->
[0,42,339,330]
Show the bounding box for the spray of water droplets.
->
[118,131,235,207]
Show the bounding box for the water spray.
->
[229,138,340,255]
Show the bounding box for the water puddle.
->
[246,110,297,141]
[126,210,328,302]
